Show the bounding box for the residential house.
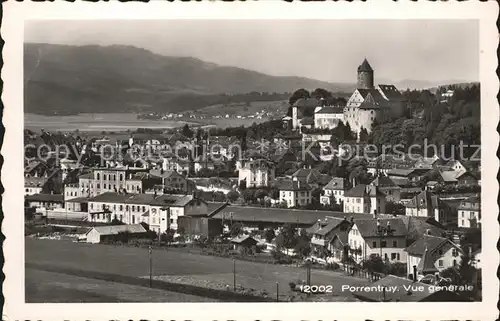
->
[78,166,154,197]
[276,177,313,208]
[455,171,480,186]
[370,176,402,202]
[24,160,49,178]
[320,177,346,205]
[25,193,64,213]
[343,184,386,214]
[307,216,353,262]
[150,169,189,193]
[348,217,408,263]
[290,98,319,130]
[149,194,208,233]
[313,106,344,129]
[291,167,332,189]
[413,155,441,169]
[405,190,455,225]
[366,155,414,176]
[238,158,275,189]
[405,234,463,279]
[387,168,430,183]
[86,192,208,233]
[457,196,481,229]
[86,224,148,244]
[24,176,48,195]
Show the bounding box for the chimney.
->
[412,265,417,282]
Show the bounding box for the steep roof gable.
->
[358,59,373,72]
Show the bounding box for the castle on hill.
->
[285,59,407,135]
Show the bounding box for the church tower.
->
[357,58,374,89]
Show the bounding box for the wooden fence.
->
[343,264,386,282]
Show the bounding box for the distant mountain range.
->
[24,43,475,115]
[24,43,355,115]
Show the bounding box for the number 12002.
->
[297,285,333,293]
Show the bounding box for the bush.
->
[387,262,407,276]
[326,262,340,270]
[128,238,153,247]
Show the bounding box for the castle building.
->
[344,59,407,135]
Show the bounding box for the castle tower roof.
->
[358,59,373,72]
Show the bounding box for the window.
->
[119,205,123,211]
[97,173,100,180]
[381,241,387,248]
[461,220,465,226]
[132,216,135,224]
[90,203,94,209]
[142,206,146,212]
[126,205,129,211]
[392,240,397,247]
[97,183,100,189]
[120,215,123,221]
[391,253,397,260]
[103,174,107,180]
[438,259,444,267]
[132,205,136,212]
[453,259,457,267]
[452,249,458,257]
[104,184,107,189]
[372,241,377,248]
[120,174,123,181]
[461,211,465,217]
[113,205,116,210]
[356,198,361,204]
[170,218,174,224]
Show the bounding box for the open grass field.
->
[26,238,366,302]
[26,268,214,303]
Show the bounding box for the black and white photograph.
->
[2,1,498,320]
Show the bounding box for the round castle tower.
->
[357,58,374,89]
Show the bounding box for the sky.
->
[24,19,479,84]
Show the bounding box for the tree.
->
[385,201,405,215]
[294,229,312,259]
[269,187,279,199]
[227,190,240,203]
[289,89,310,106]
[230,222,243,237]
[311,88,332,101]
[280,223,298,249]
[182,124,194,138]
[264,228,276,243]
[362,254,387,274]
[359,127,369,142]
[255,188,268,200]
[242,189,256,204]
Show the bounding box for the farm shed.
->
[85,224,147,244]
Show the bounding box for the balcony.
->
[311,237,326,247]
